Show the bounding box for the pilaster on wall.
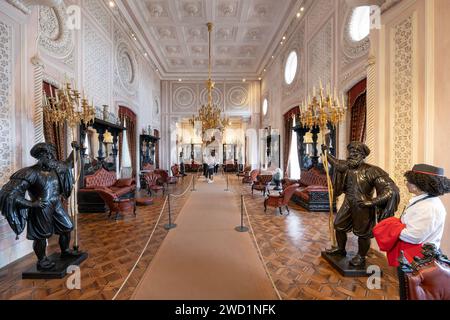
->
[370,0,426,211]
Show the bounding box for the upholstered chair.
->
[264,183,299,215]
[95,188,136,220]
[243,169,260,184]
[251,174,273,196]
[398,243,450,300]
[171,164,183,179]
[144,173,165,196]
[154,169,177,187]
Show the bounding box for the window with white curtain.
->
[121,124,132,177]
[349,6,371,41]
[289,119,300,179]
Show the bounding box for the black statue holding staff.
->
[0,142,79,271]
[322,141,400,267]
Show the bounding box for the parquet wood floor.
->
[229,175,400,300]
[0,176,193,300]
[0,173,400,300]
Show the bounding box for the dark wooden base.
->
[292,193,336,212]
[22,252,88,279]
[321,251,381,277]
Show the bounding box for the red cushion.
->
[115,178,133,187]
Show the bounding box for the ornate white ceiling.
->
[120,0,299,79]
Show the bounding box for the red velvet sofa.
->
[79,168,136,213]
[285,167,336,212]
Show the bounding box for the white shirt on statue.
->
[399,193,447,248]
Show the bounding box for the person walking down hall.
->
[206,152,217,183]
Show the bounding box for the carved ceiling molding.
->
[127,0,298,78]
[5,0,31,14]
[38,2,74,59]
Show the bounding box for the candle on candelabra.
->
[313,86,316,97]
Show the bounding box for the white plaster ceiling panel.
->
[215,0,243,22]
[245,1,275,23]
[183,25,208,43]
[153,26,178,41]
[144,1,171,20]
[176,0,207,21]
[125,0,297,78]
[165,45,184,56]
[189,45,208,56]
[215,26,238,42]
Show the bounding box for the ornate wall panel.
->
[306,0,333,36]
[172,84,198,113]
[0,21,13,186]
[83,21,111,108]
[38,3,73,58]
[113,25,137,99]
[200,85,223,109]
[282,21,305,101]
[225,83,250,111]
[392,16,413,209]
[84,0,112,35]
[308,18,332,92]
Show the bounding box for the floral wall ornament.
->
[38,2,74,58]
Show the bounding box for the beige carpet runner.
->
[131,175,278,300]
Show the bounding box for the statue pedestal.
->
[321,251,382,277]
[22,252,88,279]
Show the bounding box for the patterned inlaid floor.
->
[0,173,399,300]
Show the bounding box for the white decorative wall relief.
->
[83,21,111,107]
[38,4,73,58]
[200,86,223,108]
[173,84,197,112]
[84,0,111,35]
[0,21,13,186]
[308,19,332,91]
[307,0,333,36]
[226,85,249,111]
[392,16,413,209]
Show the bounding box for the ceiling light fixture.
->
[296,12,301,18]
[300,7,304,11]
[282,36,286,40]
[242,79,246,82]
[189,22,230,141]
[109,1,115,8]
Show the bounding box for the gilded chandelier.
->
[299,80,347,247]
[189,22,229,138]
[42,80,95,252]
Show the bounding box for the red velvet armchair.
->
[171,164,183,179]
[243,169,260,184]
[398,243,450,300]
[95,188,136,220]
[251,174,273,196]
[264,183,299,215]
[144,173,165,196]
[154,169,177,187]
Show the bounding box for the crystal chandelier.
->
[189,22,229,140]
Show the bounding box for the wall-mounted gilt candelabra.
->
[299,80,347,247]
[43,81,95,252]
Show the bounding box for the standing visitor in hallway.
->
[207,152,217,183]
